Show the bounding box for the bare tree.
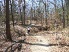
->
[65,0,69,26]
[10,0,14,26]
[61,0,65,28]
[30,7,33,24]
[6,0,12,41]
[23,0,26,25]
[4,0,6,16]
[42,0,48,26]
[19,0,23,25]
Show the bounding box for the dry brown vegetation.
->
[0,25,69,52]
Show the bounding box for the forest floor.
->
[0,25,69,52]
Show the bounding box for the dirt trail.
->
[1,26,68,52]
[32,36,49,45]
[14,25,69,52]
[29,36,50,52]
[26,36,69,52]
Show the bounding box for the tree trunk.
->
[23,0,26,25]
[45,4,47,25]
[61,0,65,28]
[4,0,6,16]
[30,7,32,24]
[20,8,23,25]
[65,0,69,26]
[6,0,12,41]
[11,0,14,26]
